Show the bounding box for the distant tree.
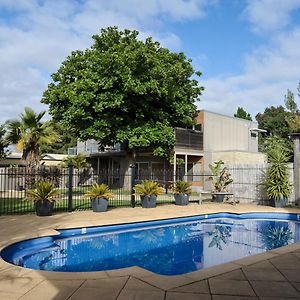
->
[5,107,59,167]
[0,124,9,159]
[42,27,203,158]
[284,89,300,133]
[284,89,298,113]
[255,106,290,138]
[234,107,252,121]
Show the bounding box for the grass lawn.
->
[0,189,180,215]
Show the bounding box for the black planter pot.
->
[35,200,54,216]
[91,197,108,212]
[174,194,190,205]
[141,195,157,208]
[214,193,225,203]
[270,198,288,208]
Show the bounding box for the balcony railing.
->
[175,127,203,151]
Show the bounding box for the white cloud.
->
[0,0,214,124]
[243,0,300,33]
[199,27,300,119]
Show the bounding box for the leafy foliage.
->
[234,107,252,121]
[0,124,9,159]
[42,27,203,158]
[60,154,90,169]
[261,225,293,250]
[265,143,292,201]
[5,107,58,166]
[261,136,292,159]
[284,89,300,133]
[172,180,192,195]
[208,225,232,250]
[133,180,165,196]
[255,106,290,139]
[25,181,60,203]
[40,121,77,154]
[284,89,298,113]
[84,183,113,200]
[208,160,233,192]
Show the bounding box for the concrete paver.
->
[123,277,162,291]
[0,204,299,299]
[19,279,84,300]
[213,269,246,281]
[117,289,165,300]
[242,266,287,281]
[170,279,210,294]
[208,278,256,296]
[250,280,300,298]
[270,253,300,270]
[212,296,258,300]
[166,291,212,300]
[69,286,121,300]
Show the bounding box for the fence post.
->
[68,165,74,212]
[130,163,136,208]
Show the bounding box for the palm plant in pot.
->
[25,181,60,216]
[208,160,233,202]
[133,180,165,208]
[265,145,292,208]
[84,183,114,212]
[172,180,192,205]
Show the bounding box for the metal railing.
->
[0,166,207,215]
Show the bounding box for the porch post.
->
[173,152,176,183]
[185,154,188,181]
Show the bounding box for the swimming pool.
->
[1,212,300,275]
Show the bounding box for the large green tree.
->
[42,27,203,158]
[6,107,58,166]
[234,107,252,121]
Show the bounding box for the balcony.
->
[174,127,203,151]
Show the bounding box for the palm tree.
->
[6,107,58,167]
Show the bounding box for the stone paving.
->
[0,203,300,299]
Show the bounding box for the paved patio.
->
[0,203,300,300]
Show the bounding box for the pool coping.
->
[1,203,300,297]
[0,207,300,281]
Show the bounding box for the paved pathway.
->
[0,203,300,299]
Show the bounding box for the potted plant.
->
[84,183,114,212]
[25,181,60,216]
[172,180,192,205]
[208,160,233,202]
[133,180,165,208]
[265,146,292,207]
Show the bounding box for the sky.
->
[1,0,300,124]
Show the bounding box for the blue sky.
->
[0,0,300,124]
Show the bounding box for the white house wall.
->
[203,111,259,153]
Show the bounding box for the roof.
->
[41,154,70,161]
[198,109,258,125]
[6,153,70,161]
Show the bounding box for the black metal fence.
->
[0,166,208,215]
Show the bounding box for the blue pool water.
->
[1,213,300,275]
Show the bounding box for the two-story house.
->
[72,110,266,189]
